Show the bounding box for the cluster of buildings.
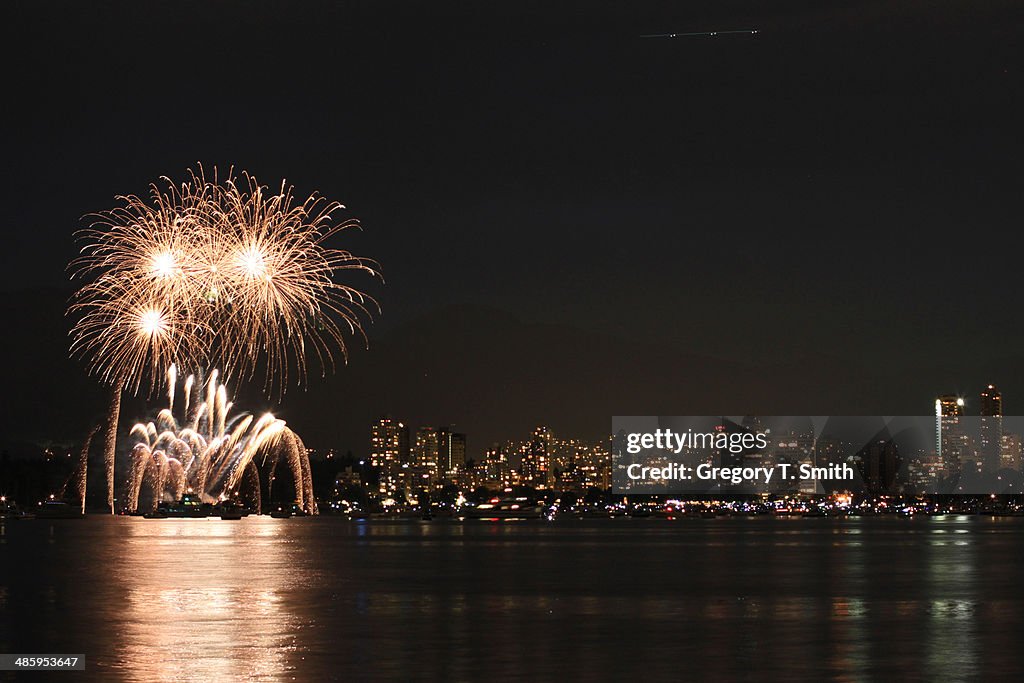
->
[613,384,1024,496]
[813,384,1024,494]
[932,385,1021,476]
[365,417,611,497]
[344,385,1020,501]
[760,384,1024,494]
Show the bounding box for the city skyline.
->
[320,381,1023,465]
[345,387,1024,502]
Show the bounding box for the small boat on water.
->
[35,501,84,519]
[216,500,250,520]
[0,498,34,519]
[269,502,309,518]
[463,497,545,520]
[143,494,211,518]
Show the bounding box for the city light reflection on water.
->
[1,516,1023,681]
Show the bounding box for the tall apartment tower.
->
[437,427,467,473]
[370,416,410,494]
[522,426,552,487]
[412,426,466,480]
[370,416,409,468]
[414,427,440,471]
[935,394,966,477]
[979,384,1003,474]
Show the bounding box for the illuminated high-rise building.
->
[414,426,440,472]
[770,419,816,494]
[437,427,467,473]
[522,425,552,487]
[979,384,1003,474]
[854,439,902,494]
[935,394,966,476]
[1000,433,1022,471]
[370,416,409,467]
[370,416,409,494]
[484,444,511,486]
[412,426,466,482]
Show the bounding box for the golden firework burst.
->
[69,166,380,395]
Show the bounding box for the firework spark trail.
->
[128,443,148,512]
[102,384,121,513]
[243,462,262,513]
[206,370,218,433]
[67,425,100,515]
[167,364,176,414]
[127,368,308,512]
[184,374,194,414]
[167,459,186,501]
[293,432,317,515]
[216,385,227,437]
[194,403,208,434]
[284,435,305,513]
[270,429,317,514]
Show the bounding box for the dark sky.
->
[2,1,1023,454]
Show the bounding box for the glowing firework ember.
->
[128,366,317,514]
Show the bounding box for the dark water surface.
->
[1,515,1022,681]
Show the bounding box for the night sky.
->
[2,1,1022,455]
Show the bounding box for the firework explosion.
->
[70,166,379,394]
[127,366,317,514]
[68,166,379,512]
